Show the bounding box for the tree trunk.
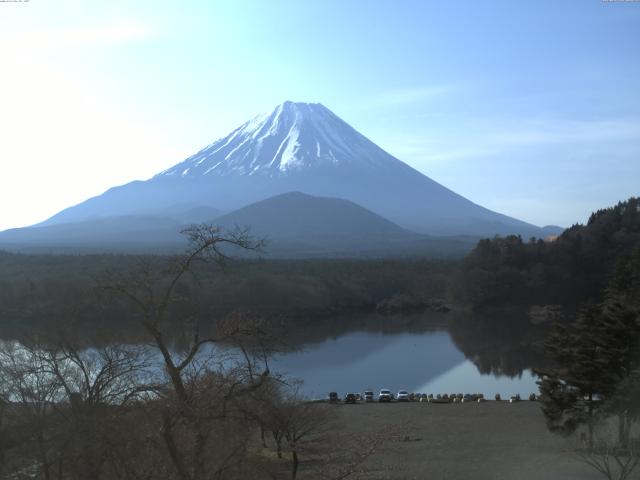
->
[291,449,299,480]
[56,453,63,480]
[161,412,191,480]
[624,415,632,447]
[193,422,209,480]
[619,413,625,445]
[587,395,594,450]
[272,431,283,459]
[37,430,51,480]
[260,427,267,448]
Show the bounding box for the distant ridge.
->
[0,192,478,257]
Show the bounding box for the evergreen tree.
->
[538,245,640,447]
[537,305,616,446]
[598,248,640,446]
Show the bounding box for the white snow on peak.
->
[156,101,402,179]
[277,123,301,170]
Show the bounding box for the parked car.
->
[328,392,340,403]
[363,390,374,402]
[345,393,357,404]
[397,390,409,402]
[430,395,450,404]
[378,389,393,402]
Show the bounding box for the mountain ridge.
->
[24,101,561,239]
[0,191,478,258]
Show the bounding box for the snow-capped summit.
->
[158,101,401,177]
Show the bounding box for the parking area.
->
[331,401,601,480]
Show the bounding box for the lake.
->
[0,313,541,401]
[269,329,539,399]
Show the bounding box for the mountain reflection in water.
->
[269,329,538,398]
[0,312,543,399]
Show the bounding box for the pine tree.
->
[598,249,640,446]
[538,246,640,447]
[537,305,616,446]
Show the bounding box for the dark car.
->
[344,393,357,404]
[328,392,340,403]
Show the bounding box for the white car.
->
[363,390,374,402]
[378,389,393,402]
[396,390,410,402]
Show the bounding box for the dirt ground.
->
[330,400,603,480]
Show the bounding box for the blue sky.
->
[1,0,639,230]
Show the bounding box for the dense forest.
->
[0,250,454,343]
[450,197,640,314]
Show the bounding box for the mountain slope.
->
[212,192,476,258]
[36,101,556,238]
[0,215,184,253]
[0,192,477,257]
[215,191,408,239]
[0,203,223,253]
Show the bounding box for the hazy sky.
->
[1,0,639,231]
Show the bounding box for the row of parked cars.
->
[328,389,417,403]
[328,391,536,403]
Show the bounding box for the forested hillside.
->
[450,197,640,312]
[0,253,453,341]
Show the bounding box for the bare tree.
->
[248,382,391,480]
[0,333,156,480]
[573,421,640,480]
[100,224,272,480]
[282,398,330,480]
[39,340,155,480]
[0,340,66,480]
[101,225,265,403]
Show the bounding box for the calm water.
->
[1,317,539,400]
[269,330,538,399]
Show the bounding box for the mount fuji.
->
[1,101,561,254]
